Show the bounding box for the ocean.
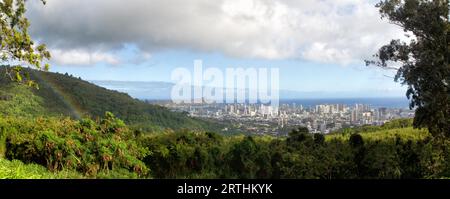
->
[280,98,411,109]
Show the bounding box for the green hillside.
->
[0,67,220,132]
[326,119,430,141]
[326,127,430,142]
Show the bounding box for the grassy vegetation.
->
[0,159,83,179]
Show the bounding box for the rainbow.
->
[32,71,86,119]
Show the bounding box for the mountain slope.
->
[0,67,221,132]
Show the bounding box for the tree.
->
[349,133,366,177]
[0,0,50,87]
[349,133,364,148]
[287,126,313,147]
[313,133,325,146]
[227,136,259,178]
[367,0,449,137]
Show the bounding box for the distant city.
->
[148,100,415,136]
[90,79,414,136]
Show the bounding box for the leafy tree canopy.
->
[0,0,50,88]
[367,0,449,137]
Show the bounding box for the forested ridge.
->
[0,67,223,132]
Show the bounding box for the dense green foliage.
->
[2,115,450,179]
[1,113,148,178]
[142,126,450,179]
[367,0,450,136]
[0,67,223,132]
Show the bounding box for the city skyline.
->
[159,100,414,135]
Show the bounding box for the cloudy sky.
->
[26,0,408,97]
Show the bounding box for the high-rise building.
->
[320,122,327,133]
[351,109,359,124]
[378,107,387,119]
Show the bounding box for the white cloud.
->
[50,49,120,66]
[27,0,405,65]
